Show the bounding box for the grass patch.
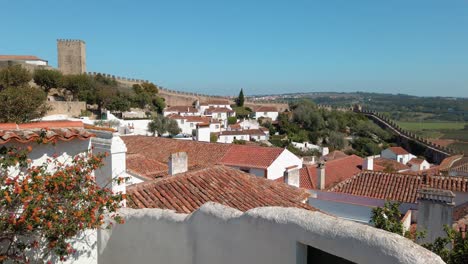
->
[397,121,466,131]
[448,142,468,154]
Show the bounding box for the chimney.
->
[317,161,326,190]
[91,131,127,207]
[168,152,188,175]
[321,147,329,156]
[284,167,300,188]
[416,188,455,244]
[363,156,374,171]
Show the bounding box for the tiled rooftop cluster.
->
[127,165,313,213]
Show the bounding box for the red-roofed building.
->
[279,155,383,190]
[127,165,314,213]
[439,155,468,177]
[0,55,48,66]
[167,114,212,135]
[219,144,303,180]
[122,136,303,182]
[217,129,268,143]
[250,105,279,120]
[407,158,430,171]
[381,146,416,164]
[163,106,200,117]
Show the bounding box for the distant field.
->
[397,121,466,131]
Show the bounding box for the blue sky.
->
[1,0,467,97]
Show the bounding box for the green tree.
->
[107,96,131,112]
[0,86,50,123]
[227,116,237,125]
[236,88,245,107]
[370,201,404,235]
[33,69,63,92]
[0,65,32,89]
[147,115,181,137]
[327,131,346,150]
[62,74,96,101]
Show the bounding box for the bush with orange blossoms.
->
[0,143,126,262]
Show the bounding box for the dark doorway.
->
[306,245,356,264]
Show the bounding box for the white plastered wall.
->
[267,149,303,180]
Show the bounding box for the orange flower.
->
[27,224,33,231]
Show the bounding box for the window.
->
[215,125,219,129]
[190,123,194,128]
[264,112,268,115]
[297,243,356,264]
[240,168,250,173]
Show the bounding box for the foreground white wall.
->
[99,203,443,264]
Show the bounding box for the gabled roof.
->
[127,165,314,213]
[297,155,369,190]
[205,107,234,113]
[126,154,168,180]
[329,171,468,203]
[219,129,266,136]
[168,114,211,123]
[252,106,278,112]
[320,150,348,162]
[452,158,468,174]
[219,145,284,169]
[387,146,410,155]
[164,106,198,113]
[0,55,45,61]
[407,158,426,165]
[374,157,409,171]
[0,121,94,144]
[122,136,231,168]
[439,155,464,172]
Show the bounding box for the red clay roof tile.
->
[219,145,284,169]
[127,165,314,213]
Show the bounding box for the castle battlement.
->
[57,39,86,44]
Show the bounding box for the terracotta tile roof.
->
[439,155,464,172]
[122,136,231,168]
[298,155,366,190]
[329,171,468,203]
[219,129,266,136]
[219,145,284,169]
[451,158,468,173]
[0,55,45,61]
[375,157,409,171]
[164,106,198,113]
[253,106,278,112]
[320,150,348,162]
[205,107,234,114]
[126,154,168,180]
[388,146,410,155]
[0,121,94,144]
[127,165,314,213]
[407,158,426,165]
[168,114,211,123]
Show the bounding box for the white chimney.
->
[196,124,210,142]
[321,147,329,156]
[169,152,188,175]
[317,162,326,190]
[91,131,127,207]
[284,167,300,188]
[363,156,374,171]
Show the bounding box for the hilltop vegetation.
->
[0,65,166,122]
[269,99,394,157]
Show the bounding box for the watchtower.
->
[57,39,86,75]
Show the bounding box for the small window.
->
[240,168,250,173]
[297,243,356,264]
[215,125,219,129]
[264,112,268,115]
[190,123,194,127]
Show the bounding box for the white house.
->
[168,115,211,135]
[407,158,431,171]
[381,147,416,164]
[250,106,279,120]
[163,106,200,117]
[199,99,232,113]
[205,107,235,122]
[291,141,320,152]
[219,145,303,180]
[217,129,268,144]
[195,123,211,142]
[0,55,48,66]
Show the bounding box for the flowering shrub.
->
[0,144,126,262]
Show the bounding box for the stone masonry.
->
[57,39,86,75]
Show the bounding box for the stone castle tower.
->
[57,39,86,75]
